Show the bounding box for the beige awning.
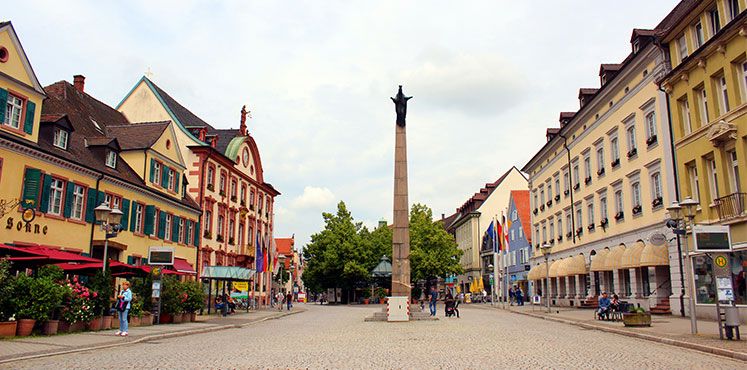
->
[527,265,540,280]
[549,259,564,278]
[590,248,611,272]
[604,244,627,270]
[538,260,555,279]
[564,254,587,276]
[640,244,669,267]
[621,241,646,269]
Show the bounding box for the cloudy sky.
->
[6,0,679,250]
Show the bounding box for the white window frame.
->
[53,129,68,149]
[134,203,143,233]
[718,74,730,115]
[697,86,709,125]
[205,210,213,235]
[615,190,624,215]
[688,164,701,202]
[565,212,572,234]
[152,162,161,184]
[677,34,688,62]
[557,217,563,239]
[584,154,591,180]
[728,150,741,193]
[187,219,194,245]
[165,213,172,240]
[105,150,117,169]
[563,170,570,194]
[575,207,583,231]
[610,134,620,163]
[693,21,705,48]
[48,178,64,216]
[572,162,580,189]
[645,111,656,141]
[217,214,224,238]
[596,146,605,173]
[626,125,637,154]
[740,61,747,104]
[549,219,555,240]
[710,7,722,35]
[587,201,595,227]
[167,169,175,191]
[651,172,663,201]
[632,182,642,208]
[679,97,692,135]
[150,207,158,237]
[706,157,720,202]
[554,176,560,198]
[600,195,608,221]
[727,0,740,21]
[178,218,185,244]
[4,94,23,129]
[72,184,85,220]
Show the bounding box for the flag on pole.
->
[255,231,264,272]
[502,214,510,252]
[496,219,503,252]
[272,238,280,275]
[486,221,496,253]
[263,235,269,274]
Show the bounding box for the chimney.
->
[73,75,85,93]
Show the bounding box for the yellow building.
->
[659,0,747,318]
[523,27,677,311]
[0,22,200,270]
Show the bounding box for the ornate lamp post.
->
[540,243,553,313]
[488,263,495,306]
[666,197,699,334]
[94,202,123,272]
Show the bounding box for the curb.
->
[0,310,304,365]
[504,308,747,362]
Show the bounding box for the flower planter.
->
[363,298,370,305]
[16,319,36,336]
[0,321,17,338]
[182,313,191,323]
[87,316,103,331]
[102,315,113,330]
[42,320,59,336]
[141,314,153,326]
[129,316,142,327]
[623,312,651,327]
[189,312,197,322]
[172,313,183,324]
[159,313,173,324]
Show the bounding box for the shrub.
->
[0,258,15,321]
[182,280,206,313]
[88,269,114,316]
[13,274,66,322]
[61,279,96,323]
[160,276,184,315]
[131,274,153,313]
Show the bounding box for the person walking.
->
[516,286,524,306]
[115,281,132,337]
[428,286,438,317]
[276,291,285,311]
[508,286,515,306]
[286,291,293,311]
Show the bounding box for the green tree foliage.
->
[0,258,15,321]
[409,203,463,282]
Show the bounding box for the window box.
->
[573,183,580,191]
[611,158,620,168]
[597,168,605,176]
[240,200,246,206]
[584,176,592,185]
[204,230,212,239]
[250,204,255,211]
[265,212,269,218]
[216,235,224,243]
[632,205,642,215]
[646,135,658,146]
[564,190,570,196]
[587,224,595,231]
[549,239,555,245]
[554,195,560,201]
[599,218,608,228]
[228,237,235,245]
[219,190,226,197]
[546,200,552,207]
[231,195,237,202]
[575,227,583,236]
[627,148,637,158]
[533,208,538,215]
[207,183,215,192]
[614,212,624,221]
[566,232,572,238]
[557,236,563,242]
[652,197,663,208]
[539,205,545,212]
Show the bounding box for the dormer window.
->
[633,39,640,53]
[4,94,23,129]
[601,74,607,85]
[53,128,68,149]
[106,150,117,168]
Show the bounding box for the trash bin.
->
[724,306,741,340]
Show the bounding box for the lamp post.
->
[540,243,553,313]
[488,264,495,306]
[94,202,123,272]
[666,198,699,334]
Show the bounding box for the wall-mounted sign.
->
[650,233,667,246]
[692,225,732,253]
[148,246,175,266]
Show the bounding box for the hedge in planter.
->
[13,272,66,324]
[0,258,15,323]
[182,280,206,314]
[61,279,96,326]
[160,276,185,318]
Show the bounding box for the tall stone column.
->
[391,86,412,298]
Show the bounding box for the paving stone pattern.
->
[3,305,743,369]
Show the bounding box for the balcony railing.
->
[715,192,747,221]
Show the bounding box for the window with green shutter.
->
[171,216,180,242]
[120,199,130,230]
[23,101,35,135]
[142,257,148,265]
[129,202,138,232]
[85,189,97,223]
[38,174,52,213]
[127,256,135,265]
[63,181,75,218]
[149,158,156,183]
[21,168,41,209]
[157,211,167,239]
[144,205,156,235]
[161,166,169,188]
[0,88,8,124]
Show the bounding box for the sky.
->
[5,0,681,251]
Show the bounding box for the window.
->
[510,229,515,241]
[693,22,705,48]
[167,169,175,191]
[541,224,547,244]
[533,192,538,209]
[584,155,591,181]
[240,184,247,204]
[596,146,605,173]
[679,98,692,135]
[228,218,235,243]
[728,150,741,193]
[549,220,554,241]
[105,150,117,169]
[632,182,641,207]
[71,184,85,220]
[615,190,624,215]
[718,75,730,114]
[611,136,620,163]
[554,176,560,197]
[150,208,158,237]
[152,162,161,184]
[645,112,656,142]
[178,218,185,244]
[53,129,68,149]
[697,86,709,125]
[575,207,583,231]
[104,193,121,211]
[187,220,194,245]
[600,196,608,221]
[728,0,740,21]
[563,170,570,194]
[48,178,64,215]
[557,218,563,239]
[217,214,224,238]
[4,94,22,129]
[207,166,215,187]
[688,164,701,202]
[709,7,721,35]
[230,179,237,199]
[626,125,637,154]
[740,61,747,104]
[706,157,720,201]
[164,214,172,240]
[134,203,143,233]
[540,187,545,205]
[677,34,688,62]
[205,210,213,235]
[546,182,552,200]
[258,195,264,212]
[572,163,580,189]
[535,227,540,246]
[219,172,226,194]
[587,202,595,227]
[565,213,572,234]
[238,223,245,248]
[651,172,663,202]
[250,189,256,208]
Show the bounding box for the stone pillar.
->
[630,268,641,299]
[391,104,411,298]
[564,276,572,299]
[589,272,597,296]
[647,266,658,309]
[613,270,624,296]
[574,275,583,298]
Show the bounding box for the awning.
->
[538,260,555,279]
[604,244,627,270]
[590,248,611,272]
[621,241,646,269]
[54,260,143,276]
[2,243,98,263]
[527,265,539,280]
[640,244,669,267]
[201,266,256,281]
[564,254,587,276]
[549,259,564,278]
[173,257,197,275]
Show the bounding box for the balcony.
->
[715,192,747,221]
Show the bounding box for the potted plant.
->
[36,266,66,336]
[13,271,65,336]
[129,298,143,327]
[60,279,95,333]
[88,269,113,331]
[361,289,371,305]
[623,306,652,327]
[132,275,154,325]
[0,258,17,338]
[183,280,206,321]
[376,288,387,304]
[160,277,184,323]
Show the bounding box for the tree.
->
[409,203,463,282]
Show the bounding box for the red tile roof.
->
[275,238,294,268]
[510,190,531,242]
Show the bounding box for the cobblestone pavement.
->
[3,304,744,370]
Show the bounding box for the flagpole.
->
[492,215,497,307]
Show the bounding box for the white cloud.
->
[290,186,336,210]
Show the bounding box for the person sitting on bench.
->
[597,292,611,320]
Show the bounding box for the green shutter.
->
[63,181,75,218]
[144,205,156,235]
[171,216,180,242]
[38,174,52,213]
[142,257,148,265]
[23,101,35,135]
[194,221,200,246]
[129,202,138,232]
[127,256,135,265]
[120,199,130,230]
[175,173,181,195]
[161,166,169,188]
[157,211,166,239]
[21,168,41,209]
[149,158,156,183]
[0,88,7,124]
[85,189,97,223]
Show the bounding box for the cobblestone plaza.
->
[4,305,742,369]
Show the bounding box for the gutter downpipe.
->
[655,36,686,318]
[88,173,105,255]
[197,153,208,279]
[558,134,576,244]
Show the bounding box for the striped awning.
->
[621,241,646,269]
[548,259,564,278]
[564,254,587,276]
[527,265,540,280]
[590,248,611,272]
[539,260,555,279]
[604,244,627,270]
[640,244,669,267]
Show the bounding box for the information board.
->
[692,225,732,253]
[148,246,175,265]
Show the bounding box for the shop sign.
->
[692,225,732,253]
[233,282,248,291]
[650,233,667,246]
[4,204,47,235]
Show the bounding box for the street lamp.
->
[666,197,699,334]
[94,202,123,272]
[488,263,495,306]
[540,243,553,313]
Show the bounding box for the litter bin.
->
[724,306,741,340]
